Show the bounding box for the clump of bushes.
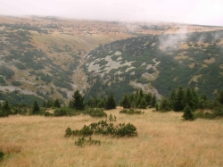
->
[74,136,101,147]
[65,120,137,137]
[195,106,223,119]
[54,107,80,116]
[84,108,107,117]
[120,108,144,115]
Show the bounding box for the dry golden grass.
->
[204,58,216,64]
[0,108,223,167]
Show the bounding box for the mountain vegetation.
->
[1,16,223,105]
[84,30,223,101]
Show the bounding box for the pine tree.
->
[174,86,185,111]
[70,90,85,110]
[160,98,171,111]
[33,101,40,115]
[138,97,147,109]
[105,92,116,110]
[169,89,176,110]
[145,93,152,106]
[185,87,194,110]
[199,93,207,109]
[120,95,131,108]
[47,100,53,108]
[191,88,199,110]
[54,99,61,108]
[182,105,194,120]
[2,99,11,116]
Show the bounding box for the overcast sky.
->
[0,0,223,26]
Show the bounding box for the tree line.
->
[1,87,223,120]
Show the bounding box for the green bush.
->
[54,107,79,116]
[116,123,137,137]
[74,136,101,147]
[195,110,216,119]
[65,120,137,137]
[81,125,93,136]
[120,108,143,115]
[44,111,53,117]
[84,108,107,117]
[11,81,22,86]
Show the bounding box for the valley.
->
[0,15,223,105]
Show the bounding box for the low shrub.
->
[54,107,80,116]
[44,111,53,117]
[84,108,107,117]
[65,120,137,137]
[120,108,144,115]
[116,123,137,137]
[74,136,101,147]
[195,107,223,119]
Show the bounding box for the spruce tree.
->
[191,88,199,110]
[33,101,40,115]
[120,95,131,108]
[54,99,61,108]
[2,99,11,116]
[71,90,85,110]
[199,93,207,109]
[160,98,171,111]
[47,100,53,108]
[185,87,194,110]
[138,97,147,109]
[145,93,152,106]
[182,105,194,120]
[174,86,185,111]
[169,89,176,110]
[105,92,116,110]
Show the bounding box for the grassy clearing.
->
[0,107,223,167]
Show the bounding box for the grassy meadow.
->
[0,107,223,167]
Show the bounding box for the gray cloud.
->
[0,0,223,26]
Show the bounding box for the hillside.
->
[0,16,223,104]
[0,16,134,104]
[84,31,223,101]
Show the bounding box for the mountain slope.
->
[0,16,223,104]
[84,31,223,101]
